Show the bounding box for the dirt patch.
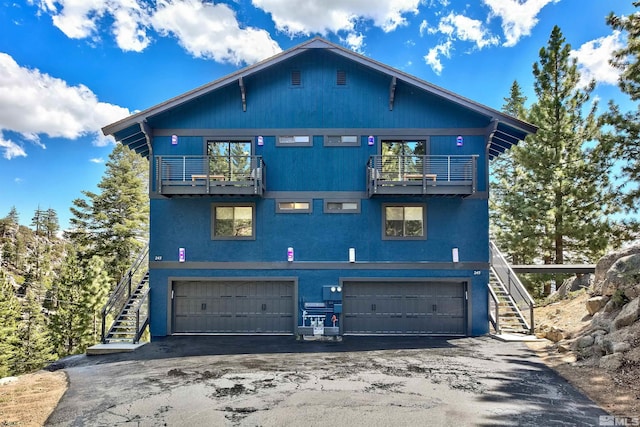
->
[528,291,640,417]
[0,371,67,426]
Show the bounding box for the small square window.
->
[277,200,312,213]
[383,204,425,239]
[324,200,360,213]
[212,204,255,240]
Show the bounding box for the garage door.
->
[172,280,295,334]
[342,281,466,335]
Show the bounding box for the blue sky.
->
[0,0,636,230]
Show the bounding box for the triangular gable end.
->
[103,36,536,159]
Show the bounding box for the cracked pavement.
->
[45,336,607,426]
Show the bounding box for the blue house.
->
[102,37,535,340]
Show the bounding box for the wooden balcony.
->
[367,155,477,197]
[155,155,265,196]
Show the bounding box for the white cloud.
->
[0,52,130,158]
[424,40,452,75]
[151,0,281,65]
[14,177,23,184]
[342,32,365,53]
[89,157,105,163]
[31,0,152,52]
[0,132,26,160]
[572,31,624,87]
[438,13,498,49]
[484,0,558,47]
[31,0,282,65]
[251,0,421,43]
[422,12,497,74]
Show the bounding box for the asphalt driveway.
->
[45,336,607,426]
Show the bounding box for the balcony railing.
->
[367,155,477,197]
[155,155,265,196]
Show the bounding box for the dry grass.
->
[0,371,67,426]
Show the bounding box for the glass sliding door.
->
[207,141,251,181]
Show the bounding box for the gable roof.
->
[102,37,536,159]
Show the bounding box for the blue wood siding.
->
[144,48,496,337]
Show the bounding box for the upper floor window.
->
[324,135,359,147]
[324,200,360,213]
[277,200,312,213]
[277,135,312,147]
[383,204,425,239]
[211,204,255,240]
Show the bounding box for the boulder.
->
[600,254,640,298]
[613,298,640,330]
[594,245,640,292]
[577,335,595,348]
[555,274,593,298]
[612,342,631,353]
[599,353,624,371]
[586,296,609,315]
[546,327,565,342]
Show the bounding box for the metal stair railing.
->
[100,243,149,344]
[487,283,500,334]
[489,240,535,334]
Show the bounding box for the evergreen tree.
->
[44,208,60,239]
[490,82,540,264]
[80,256,111,344]
[49,250,111,357]
[14,287,54,374]
[49,250,86,356]
[604,3,640,215]
[67,144,149,282]
[492,26,622,265]
[0,270,20,377]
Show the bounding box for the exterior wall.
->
[145,49,494,337]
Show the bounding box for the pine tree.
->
[67,144,149,282]
[49,249,86,356]
[14,287,54,374]
[604,4,640,216]
[0,270,20,377]
[490,82,540,264]
[80,256,110,344]
[492,26,623,265]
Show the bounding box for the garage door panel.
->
[173,280,295,334]
[343,281,466,335]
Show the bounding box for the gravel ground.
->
[45,336,607,426]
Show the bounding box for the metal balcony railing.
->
[367,155,477,196]
[155,155,265,196]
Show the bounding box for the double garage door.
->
[343,281,467,335]
[172,280,295,334]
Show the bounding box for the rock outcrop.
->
[538,244,640,372]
